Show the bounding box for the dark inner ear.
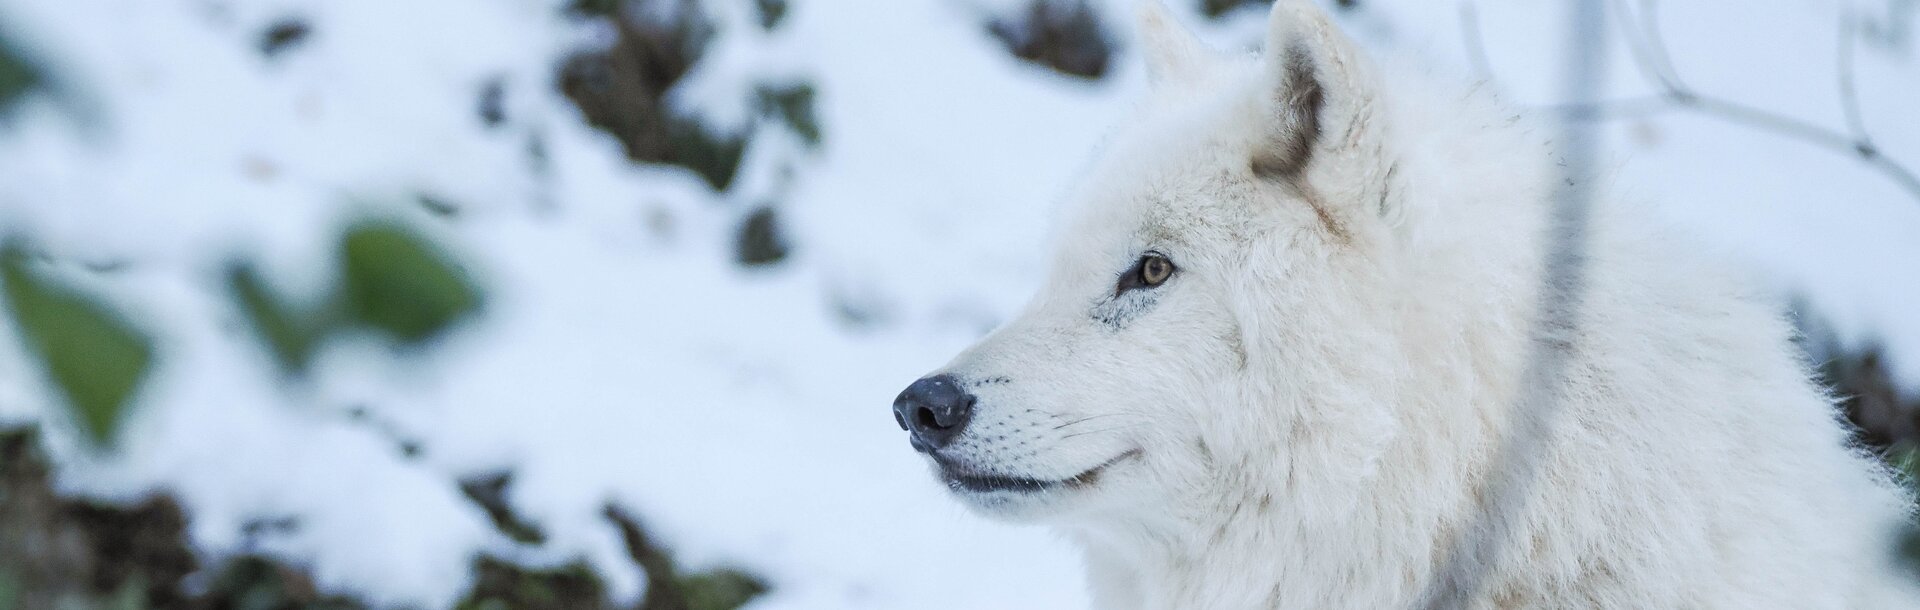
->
[1249,43,1324,182]
[1248,42,1350,243]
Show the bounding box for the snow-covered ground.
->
[0,0,1915,608]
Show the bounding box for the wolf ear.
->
[1249,0,1398,235]
[1136,2,1213,88]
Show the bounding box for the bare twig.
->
[1542,94,1668,122]
[1606,0,1683,94]
[1839,9,1874,147]
[1616,0,1920,199]
[1418,0,1606,607]
[1456,0,1920,203]
[1631,0,1689,92]
[1458,2,1494,82]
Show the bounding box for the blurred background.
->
[0,0,1916,608]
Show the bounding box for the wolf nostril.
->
[915,406,943,430]
[892,374,977,452]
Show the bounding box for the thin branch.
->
[1683,95,1860,157]
[1838,9,1874,147]
[1605,0,1684,94]
[1633,0,1690,92]
[1865,153,1920,205]
[1458,2,1494,83]
[1543,94,1670,122]
[1419,1,1607,607]
[1609,0,1920,201]
[1457,0,1920,203]
[1579,94,1920,197]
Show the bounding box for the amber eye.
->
[1140,254,1174,286]
[1117,253,1176,295]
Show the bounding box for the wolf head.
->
[894,0,1418,524]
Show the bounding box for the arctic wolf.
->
[890,0,1920,607]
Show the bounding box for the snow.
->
[0,0,1915,609]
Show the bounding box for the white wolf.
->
[891,1,1919,608]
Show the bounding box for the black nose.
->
[893,374,975,453]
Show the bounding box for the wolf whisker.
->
[1051,413,1131,430]
[1059,425,1142,441]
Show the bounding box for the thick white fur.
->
[911,1,1920,607]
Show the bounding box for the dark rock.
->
[986,0,1113,80]
[259,18,311,59]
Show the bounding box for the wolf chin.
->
[890,1,1920,607]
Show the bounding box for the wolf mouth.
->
[938,449,1143,494]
